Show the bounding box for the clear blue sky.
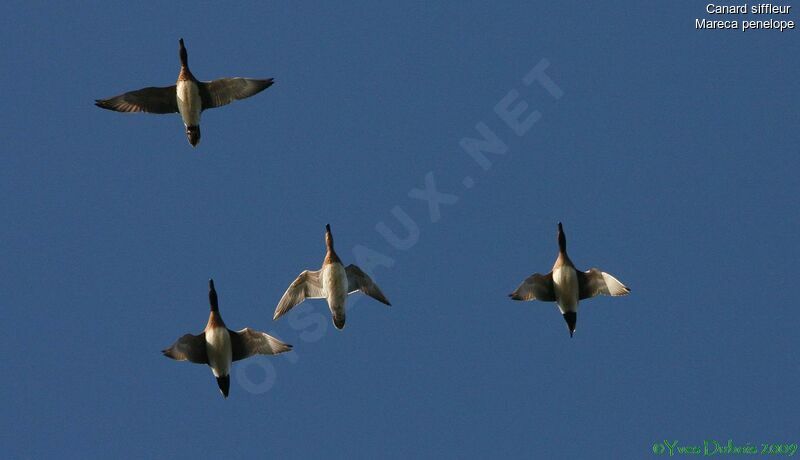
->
[1,1,798,458]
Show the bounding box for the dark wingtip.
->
[179,38,184,45]
[325,223,331,232]
[209,279,215,289]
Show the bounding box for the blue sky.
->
[1,1,798,458]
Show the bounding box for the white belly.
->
[553,265,579,314]
[322,263,348,314]
[205,326,231,377]
[176,80,202,127]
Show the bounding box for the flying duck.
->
[273,224,392,329]
[509,223,630,337]
[163,279,292,398]
[95,38,274,147]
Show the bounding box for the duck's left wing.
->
[162,332,208,364]
[199,78,274,110]
[577,268,630,299]
[229,328,292,361]
[95,86,178,113]
[345,265,391,306]
[273,269,325,321]
[509,272,555,301]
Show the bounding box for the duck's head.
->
[178,38,188,67]
[557,222,566,253]
[325,224,334,249]
[208,278,219,312]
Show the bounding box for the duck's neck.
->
[206,280,225,328]
[207,310,225,329]
[555,250,573,269]
[555,225,572,267]
[324,228,341,265]
[207,299,224,327]
[178,40,195,81]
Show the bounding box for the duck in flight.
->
[163,279,292,398]
[95,39,273,147]
[509,223,630,337]
[273,224,392,329]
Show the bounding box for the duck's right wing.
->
[95,86,178,114]
[577,268,630,299]
[509,272,556,302]
[162,332,207,364]
[199,78,274,110]
[229,328,292,361]
[273,269,325,320]
[345,265,391,306]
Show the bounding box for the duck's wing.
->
[509,272,556,301]
[162,332,207,364]
[345,264,391,306]
[229,328,292,361]
[577,268,630,299]
[273,269,325,320]
[199,78,274,110]
[95,86,178,113]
